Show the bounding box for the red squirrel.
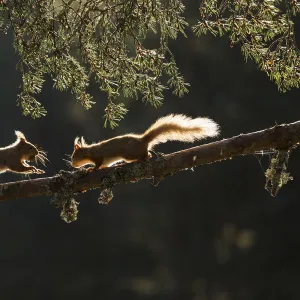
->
[0,131,48,174]
[71,114,220,170]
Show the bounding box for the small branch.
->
[1,120,300,202]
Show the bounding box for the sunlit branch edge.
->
[0,120,300,202]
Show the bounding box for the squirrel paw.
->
[86,166,99,172]
[110,161,126,168]
[34,168,45,174]
[149,150,164,159]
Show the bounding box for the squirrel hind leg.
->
[86,158,104,171]
[123,150,150,163]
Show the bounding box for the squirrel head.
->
[15,131,39,161]
[14,131,48,165]
[71,137,91,168]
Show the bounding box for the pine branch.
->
[0,120,300,202]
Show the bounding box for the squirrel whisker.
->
[36,155,45,166]
[35,152,49,166]
[39,152,49,162]
[62,158,73,169]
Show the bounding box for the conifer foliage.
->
[0,1,299,126]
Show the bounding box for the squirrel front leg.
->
[9,161,45,174]
[86,157,104,172]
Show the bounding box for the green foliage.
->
[103,101,128,129]
[0,2,9,32]
[0,0,188,127]
[193,0,300,91]
[0,0,300,126]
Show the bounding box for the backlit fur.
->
[71,114,220,170]
[0,131,48,174]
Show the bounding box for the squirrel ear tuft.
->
[15,130,26,142]
[74,137,81,150]
[80,136,86,146]
[74,137,81,147]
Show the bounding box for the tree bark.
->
[0,120,299,202]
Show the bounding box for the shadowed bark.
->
[0,120,299,202]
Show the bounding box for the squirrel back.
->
[142,114,219,149]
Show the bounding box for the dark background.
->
[1,3,300,300]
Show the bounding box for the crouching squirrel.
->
[0,131,48,174]
[71,114,220,170]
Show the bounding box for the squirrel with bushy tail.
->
[71,114,220,170]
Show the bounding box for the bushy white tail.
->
[142,114,220,149]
